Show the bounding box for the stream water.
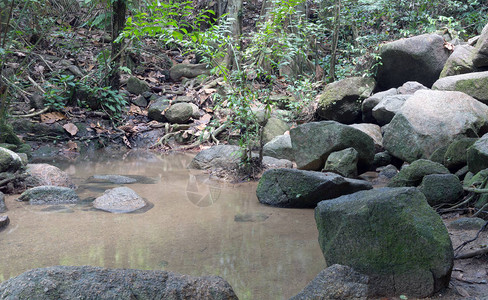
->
[0,150,325,299]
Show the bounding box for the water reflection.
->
[0,151,325,299]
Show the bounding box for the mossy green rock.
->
[256,168,372,208]
[0,147,22,173]
[315,187,453,297]
[262,118,290,145]
[290,121,375,171]
[17,186,79,205]
[388,159,449,187]
[147,98,170,122]
[419,174,464,206]
[432,71,488,104]
[126,76,150,95]
[323,147,359,178]
[439,44,476,78]
[467,133,488,174]
[444,138,477,170]
[316,77,376,124]
[165,102,194,124]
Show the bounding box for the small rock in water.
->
[40,205,75,213]
[89,174,137,184]
[0,215,9,230]
[234,213,269,222]
[93,187,146,213]
[17,186,80,205]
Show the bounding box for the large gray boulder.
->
[316,77,376,124]
[419,174,464,207]
[473,22,488,68]
[440,44,477,78]
[0,147,22,173]
[323,148,359,178]
[388,159,449,187]
[17,186,80,205]
[126,76,149,95]
[376,34,450,90]
[165,102,194,124]
[361,88,397,123]
[189,145,242,170]
[371,94,410,125]
[262,118,290,145]
[263,134,294,161]
[349,123,383,152]
[93,187,146,213]
[383,90,488,162]
[396,81,429,95]
[0,266,238,300]
[433,71,488,104]
[290,264,369,300]
[256,168,372,208]
[467,133,488,174]
[315,187,453,297]
[290,121,375,171]
[443,138,477,171]
[25,164,76,189]
[170,63,210,81]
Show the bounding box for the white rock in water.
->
[93,187,146,213]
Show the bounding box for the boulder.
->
[315,187,453,297]
[361,88,397,123]
[165,102,194,124]
[371,94,410,125]
[383,90,488,162]
[0,191,5,213]
[169,63,210,81]
[0,215,8,231]
[131,95,148,107]
[440,44,477,78]
[93,187,146,213]
[323,148,359,178]
[262,118,290,145]
[396,81,429,95]
[147,97,170,122]
[316,77,376,124]
[17,186,80,205]
[418,174,464,206]
[126,76,149,95]
[388,159,449,187]
[189,145,242,170]
[290,264,368,300]
[432,71,488,104]
[263,134,294,161]
[473,22,488,68]
[443,138,477,171]
[262,156,293,169]
[256,168,372,208]
[290,121,375,171]
[467,133,488,174]
[0,147,22,173]
[0,266,238,300]
[26,163,76,189]
[376,34,450,90]
[372,152,393,168]
[189,103,200,119]
[349,123,383,152]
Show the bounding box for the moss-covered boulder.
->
[432,71,488,105]
[126,76,149,95]
[315,187,453,297]
[419,174,464,206]
[256,168,372,208]
[439,44,477,78]
[0,147,22,173]
[290,121,375,171]
[165,102,194,124]
[323,148,359,178]
[169,63,210,81]
[17,186,79,205]
[388,159,449,187]
[0,191,6,213]
[147,97,170,122]
[467,133,488,174]
[473,22,488,68]
[443,138,477,171]
[316,77,376,124]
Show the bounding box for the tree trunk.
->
[225,0,242,71]
[108,0,127,90]
[329,0,341,82]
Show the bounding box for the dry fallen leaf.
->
[66,140,78,151]
[63,123,78,136]
[41,112,66,124]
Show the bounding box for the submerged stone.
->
[93,187,146,213]
[17,186,80,205]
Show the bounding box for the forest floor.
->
[3,16,488,300]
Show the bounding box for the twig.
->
[27,76,46,94]
[454,221,488,257]
[472,202,488,218]
[12,106,49,118]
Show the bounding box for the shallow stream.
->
[0,151,325,299]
